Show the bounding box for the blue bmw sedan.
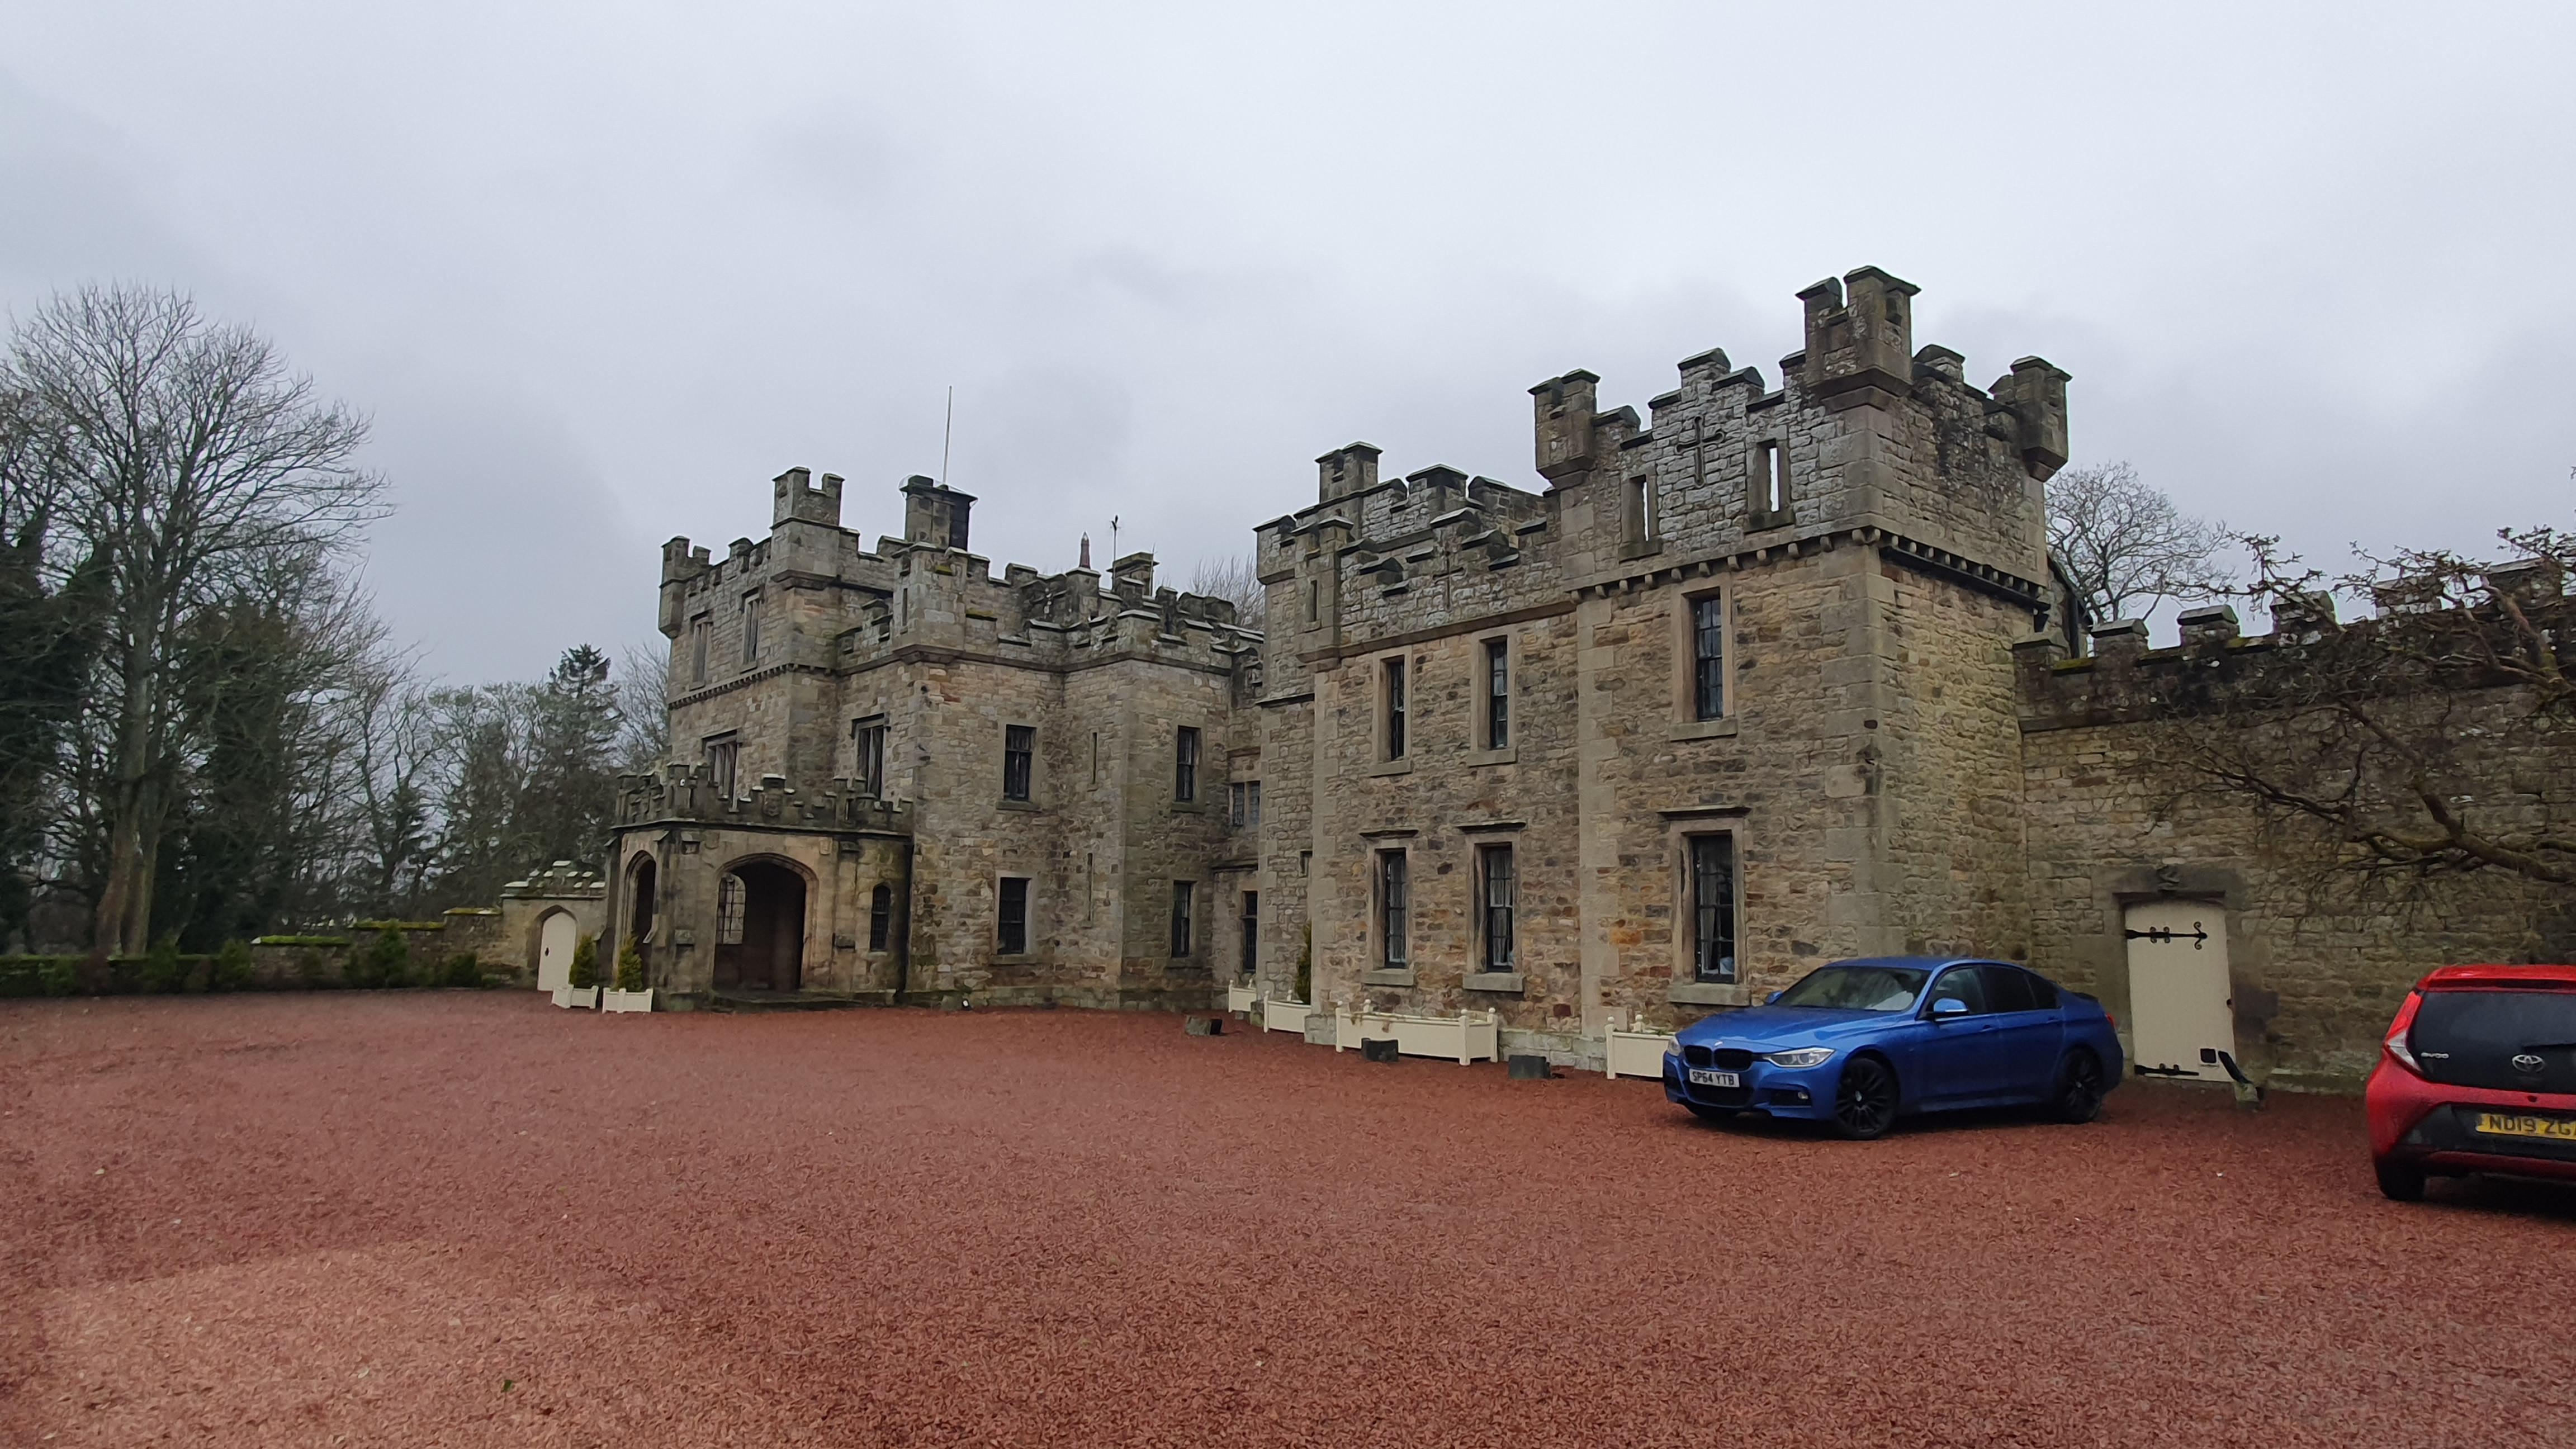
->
[1663,957,2124,1139]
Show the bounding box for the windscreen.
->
[2410,989,2576,1092]
[1775,965,1929,1012]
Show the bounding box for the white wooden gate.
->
[2123,898,2234,1082]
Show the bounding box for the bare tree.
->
[0,387,101,948]
[6,286,385,953]
[2167,528,2576,891]
[2047,461,2229,624]
[1188,553,1262,621]
[615,640,670,775]
[345,649,454,921]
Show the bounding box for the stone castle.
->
[595,267,2556,1091]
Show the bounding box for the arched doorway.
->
[627,854,659,945]
[715,859,806,992]
[535,910,577,992]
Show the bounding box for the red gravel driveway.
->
[3,993,2570,1446]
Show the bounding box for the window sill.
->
[1668,717,1740,742]
[1618,537,1665,561]
[1463,972,1524,994]
[998,798,1043,812]
[1468,747,1517,768]
[1171,800,1210,813]
[1668,981,1748,1007]
[1366,759,1414,778]
[1362,968,1416,987]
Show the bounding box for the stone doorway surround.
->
[714,858,809,992]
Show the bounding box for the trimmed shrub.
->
[212,939,257,992]
[441,951,483,988]
[615,937,645,993]
[295,949,332,989]
[141,936,187,995]
[41,956,77,996]
[569,933,599,991]
[366,925,411,988]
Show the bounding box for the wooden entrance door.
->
[536,911,577,992]
[2123,898,2234,1082]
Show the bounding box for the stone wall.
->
[2016,618,2565,1090]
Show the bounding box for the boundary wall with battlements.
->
[2014,597,2570,1088]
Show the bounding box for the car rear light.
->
[2383,990,2425,1075]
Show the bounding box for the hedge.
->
[0,948,501,998]
[1,955,212,997]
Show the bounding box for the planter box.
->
[1604,1027,1678,1080]
[1260,997,1311,1036]
[601,988,654,1014]
[551,985,599,1010]
[1225,984,1258,1014]
[1332,1007,1500,1065]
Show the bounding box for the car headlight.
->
[1763,1047,1835,1069]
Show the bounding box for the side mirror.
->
[1930,997,1970,1019]
[1765,991,1782,1005]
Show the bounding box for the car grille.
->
[1682,1046,1756,1070]
[1689,1080,1754,1108]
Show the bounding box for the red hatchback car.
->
[2367,964,2576,1201]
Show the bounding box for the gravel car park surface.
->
[4,993,2570,1447]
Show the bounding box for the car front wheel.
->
[2373,1157,2427,1202]
[1832,1056,1898,1140]
[2049,1049,2105,1124]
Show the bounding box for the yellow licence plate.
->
[2474,1112,2576,1141]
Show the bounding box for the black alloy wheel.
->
[1832,1056,1898,1140]
[2050,1049,2106,1124]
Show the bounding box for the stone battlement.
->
[1255,267,2067,682]
[499,861,605,899]
[615,763,915,834]
[2014,585,2571,732]
[656,470,1261,697]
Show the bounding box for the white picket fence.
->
[1332,1006,1500,1065]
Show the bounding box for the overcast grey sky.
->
[6,2,2570,680]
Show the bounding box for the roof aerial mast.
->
[940,385,954,487]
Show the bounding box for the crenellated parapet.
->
[1259,266,2068,665]
[2014,588,2575,732]
[500,860,606,900]
[615,763,915,835]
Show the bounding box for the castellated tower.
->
[1246,267,2070,1048]
[612,465,1263,1009]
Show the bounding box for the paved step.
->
[703,989,895,1014]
